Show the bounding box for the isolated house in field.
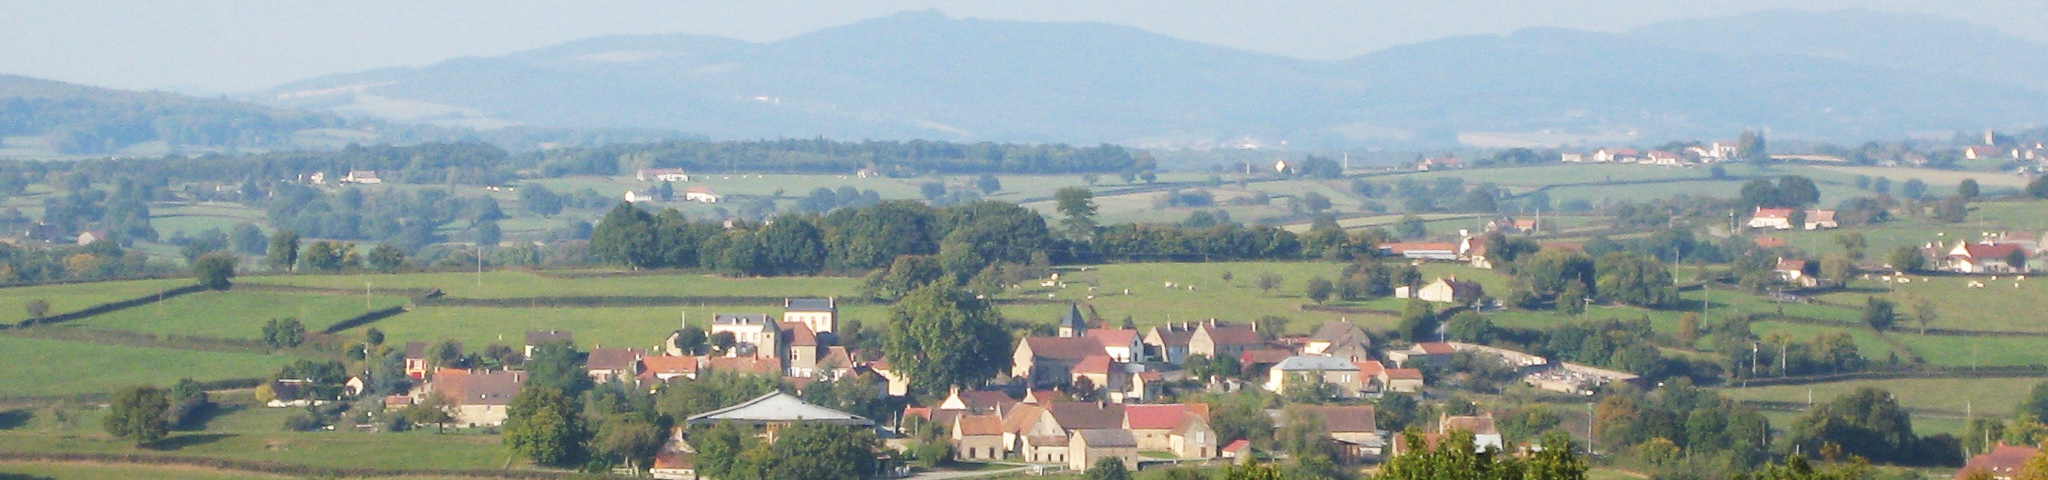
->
[425,368,527,427]
[1748,208,1796,230]
[1956,443,2039,480]
[1396,278,1484,304]
[1379,242,1459,261]
[342,170,383,184]
[1804,210,1838,230]
[75,230,109,246]
[1774,258,1816,287]
[636,168,690,182]
[1013,336,1109,386]
[684,186,721,203]
[782,297,837,334]
[1941,242,2032,274]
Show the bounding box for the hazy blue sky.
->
[3,0,2042,93]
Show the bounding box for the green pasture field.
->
[1814,274,2048,334]
[1890,333,2048,367]
[64,291,410,340]
[0,462,493,480]
[1021,261,1356,336]
[1809,165,2025,190]
[239,270,864,299]
[0,401,518,472]
[0,278,190,323]
[1744,321,1900,363]
[0,336,304,398]
[1718,376,2044,417]
[1775,200,2048,260]
[349,304,704,352]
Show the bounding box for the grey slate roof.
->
[1272,356,1363,372]
[685,391,874,427]
[713,313,773,325]
[1059,303,1087,330]
[1074,429,1138,448]
[785,298,836,312]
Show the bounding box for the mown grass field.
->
[0,462,497,480]
[0,278,191,323]
[0,393,520,472]
[1719,376,2044,417]
[0,336,305,398]
[1815,274,2048,334]
[64,291,410,340]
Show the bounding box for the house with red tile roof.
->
[1222,439,1254,463]
[1379,368,1426,393]
[637,355,702,385]
[423,368,527,427]
[1941,242,2031,274]
[1956,443,2038,480]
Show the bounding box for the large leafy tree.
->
[103,385,170,445]
[524,341,591,395]
[591,203,658,269]
[504,387,587,467]
[191,252,236,289]
[1594,252,1677,308]
[266,230,299,271]
[883,282,1014,396]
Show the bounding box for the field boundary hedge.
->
[1735,366,2048,387]
[0,377,263,405]
[321,306,409,334]
[0,451,588,479]
[416,295,873,308]
[5,284,208,329]
[0,326,273,354]
[229,283,432,297]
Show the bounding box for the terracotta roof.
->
[1807,210,1837,223]
[1957,444,2038,480]
[1354,360,1387,377]
[1222,439,1252,453]
[653,450,695,470]
[1084,329,1138,348]
[640,355,701,375]
[1962,243,2028,260]
[1752,208,1795,219]
[1024,389,1064,404]
[1073,355,1114,375]
[705,356,780,376]
[1137,371,1163,382]
[1047,402,1125,431]
[1754,237,1787,248]
[1416,342,1456,355]
[1023,337,1108,360]
[781,322,818,346]
[1441,415,1499,435]
[1775,258,1809,272]
[1026,435,1069,447]
[1200,323,1263,346]
[1075,429,1138,448]
[1303,405,1377,433]
[586,348,643,371]
[819,347,853,369]
[956,414,1003,436]
[1240,348,1294,365]
[526,330,573,345]
[1125,404,1196,430]
[1384,368,1425,380]
[1003,404,1045,434]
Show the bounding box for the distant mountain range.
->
[248,9,2048,149]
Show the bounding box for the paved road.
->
[900,464,1036,480]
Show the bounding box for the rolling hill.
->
[257,9,2048,149]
